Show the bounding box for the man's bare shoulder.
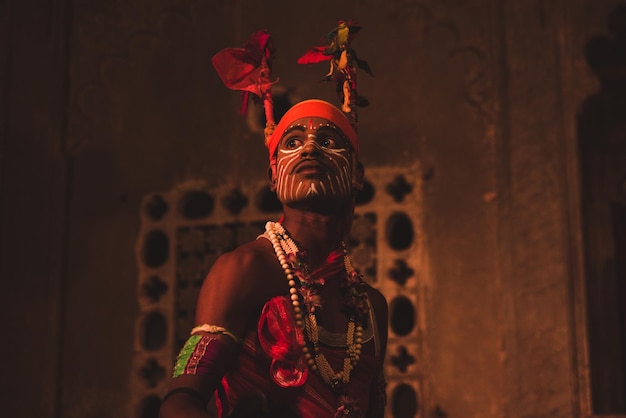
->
[213,237,277,275]
[198,236,284,305]
[194,236,286,335]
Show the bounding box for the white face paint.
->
[274,117,354,206]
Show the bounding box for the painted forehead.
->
[281,117,349,143]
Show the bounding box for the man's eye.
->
[286,138,301,148]
[321,137,336,148]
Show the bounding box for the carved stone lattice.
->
[391,345,416,373]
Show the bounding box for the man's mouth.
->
[293,161,328,174]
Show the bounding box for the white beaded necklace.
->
[264,221,365,388]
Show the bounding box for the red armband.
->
[172,335,238,379]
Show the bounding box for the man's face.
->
[272,116,357,208]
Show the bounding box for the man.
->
[159,99,388,418]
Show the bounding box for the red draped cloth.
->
[215,295,381,417]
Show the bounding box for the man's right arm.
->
[159,246,268,417]
[159,343,236,418]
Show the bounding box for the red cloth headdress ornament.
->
[212,29,278,143]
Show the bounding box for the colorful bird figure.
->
[297,20,372,117]
[298,20,367,71]
[327,20,351,53]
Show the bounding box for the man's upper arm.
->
[194,247,267,340]
[368,286,389,361]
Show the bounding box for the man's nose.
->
[300,138,322,157]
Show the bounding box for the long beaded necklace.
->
[264,221,370,390]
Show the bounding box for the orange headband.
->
[267,99,358,162]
